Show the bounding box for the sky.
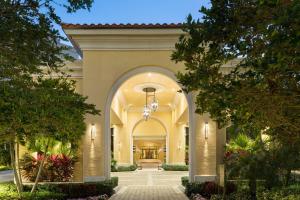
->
[56,0,210,25]
[55,0,210,43]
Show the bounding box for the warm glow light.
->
[143,105,151,120]
[91,124,96,140]
[148,73,152,77]
[150,100,158,111]
[204,122,209,139]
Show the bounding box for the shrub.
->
[185,182,222,198]
[211,184,300,200]
[0,179,118,199]
[111,159,117,172]
[111,177,119,188]
[181,176,189,187]
[0,145,11,166]
[0,165,12,171]
[115,164,137,172]
[0,182,65,200]
[20,153,75,182]
[162,164,189,171]
[23,179,118,198]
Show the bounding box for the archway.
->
[105,66,195,181]
[130,116,169,164]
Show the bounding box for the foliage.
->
[116,164,138,172]
[0,182,65,200]
[0,180,117,199]
[0,0,97,195]
[0,144,10,166]
[20,153,76,182]
[211,184,300,200]
[22,179,117,198]
[181,176,189,187]
[111,159,118,172]
[172,1,300,197]
[162,164,189,171]
[185,182,223,198]
[110,177,119,188]
[0,165,12,171]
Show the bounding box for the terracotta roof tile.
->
[61,23,184,29]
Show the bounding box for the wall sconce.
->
[204,122,209,139]
[177,141,182,150]
[91,124,96,140]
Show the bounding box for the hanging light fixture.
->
[142,87,158,120]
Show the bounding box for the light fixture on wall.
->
[204,122,209,139]
[177,141,182,150]
[142,87,158,120]
[91,124,96,140]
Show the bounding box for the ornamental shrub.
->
[185,182,223,198]
[162,164,189,171]
[20,153,75,182]
[181,176,189,187]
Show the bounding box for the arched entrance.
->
[130,117,169,164]
[104,66,195,181]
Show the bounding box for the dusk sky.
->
[55,0,210,41]
[56,0,210,25]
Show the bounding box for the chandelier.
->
[142,87,158,120]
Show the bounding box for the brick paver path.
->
[110,169,189,200]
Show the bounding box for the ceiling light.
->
[142,87,159,120]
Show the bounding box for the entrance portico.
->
[62,23,226,184]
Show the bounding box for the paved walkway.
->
[110,169,188,200]
[0,170,13,183]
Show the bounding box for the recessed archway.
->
[130,116,169,164]
[105,66,195,182]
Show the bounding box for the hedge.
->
[113,165,137,172]
[162,164,189,171]
[181,176,189,187]
[24,179,118,198]
[0,178,119,199]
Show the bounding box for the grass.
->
[0,165,12,171]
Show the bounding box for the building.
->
[59,23,234,183]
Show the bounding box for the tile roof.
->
[61,23,184,29]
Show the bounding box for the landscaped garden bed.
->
[0,177,118,200]
[183,180,300,200]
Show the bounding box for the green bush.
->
[111,159,118,172]
[0,145,11,166]
[111,176,119,188]
[0,178,118,199]
[185,182,223,198]
[162,164,189,171]
[211,184,300,200]
[181,176,189,187]
[24,179,116,198]
[0,182,65,200]
[0,165,12,171]
[116,164,137,172]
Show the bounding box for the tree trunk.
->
[30,141,49,194]
[10,141,23,196]
[249,177,257,200]
[16,143,23,186]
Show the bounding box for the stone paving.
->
[110,169,189,200]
